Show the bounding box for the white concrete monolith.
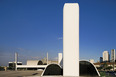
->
[63,3,79,76]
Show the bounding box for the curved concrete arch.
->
[37,60,43,65]
[41,61,100,76]
[79,60,100,76]
[41,64,63,76]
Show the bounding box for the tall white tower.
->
[15,52,18,71]
[15,52,18,64]
[103,51,109,61]
[63,3,79,76]
[111,49,115,62]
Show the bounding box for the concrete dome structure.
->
[79,60,100,76]
[41,60,100,76]
[37,60,43,65]
[42,64,62,76]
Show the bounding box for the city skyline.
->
[0,0,116,66]
[102,49,116,62]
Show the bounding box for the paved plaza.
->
[0,71,43,77]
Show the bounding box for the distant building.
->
[41,57,47,65]
[103,51,109,62]
[89,59,94,63]
[94,62,116,71]
[111,49,115,62]
[48,60,58,64]
[15,52,58,70]
[16,60,57,70]
[8,62,22,70]
[16,60,46,70]
[27,60,40,65]
[58,53,62,65]
[100,57,103,63]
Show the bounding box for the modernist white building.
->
[111,49,115,62]
[103,51,109,62]
[15,52,48,70]
[14,3,100,76]
[17,60,47,70]
[89,59,94,63]
[27,60,39,65]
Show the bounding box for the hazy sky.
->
[0,0,116,66]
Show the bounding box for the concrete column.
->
[15,52,18,71]
[58,53,62,65]
[63,3,79,76]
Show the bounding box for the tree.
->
[105,66,113,70]
[97,67,103,71]
[0,66,5,71]
[102,62,108,71]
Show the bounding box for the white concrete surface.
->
[27,60,39,65]
[63,3,79,76]
[58,53,62,65]
[17,65,47,68]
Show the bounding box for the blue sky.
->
[0,0,116,66]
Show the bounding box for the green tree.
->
[102,63,108,71]
[105,66,113,70]
[0,66,4,71]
